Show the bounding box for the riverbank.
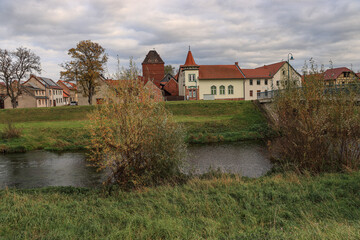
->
[1,172,359,239]
[0,101,271,153]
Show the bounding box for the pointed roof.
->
[183,50,198,66]
[142,50,164,64]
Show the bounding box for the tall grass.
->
[1,172,360,239]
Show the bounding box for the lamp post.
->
[287,53,294,88]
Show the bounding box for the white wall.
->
[198,79,244,100]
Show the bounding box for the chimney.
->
[235,62,239,66]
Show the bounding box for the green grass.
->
[1,172,360,239]
[0,101,271,152]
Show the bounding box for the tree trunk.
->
[11,97,17,109]
[88,91,93,105]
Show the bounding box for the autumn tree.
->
[0,47,41,108]
[61,40,108,105]
[271,59,360,173]
[88,61,186,190]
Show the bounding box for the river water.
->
[0,142,271,189]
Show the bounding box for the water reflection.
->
[185,142,271,177]
[0,151,103,188]
[0,143,272,189]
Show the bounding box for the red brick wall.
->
[163,79,179,96]
[142,63,164,88]
[185,87,199,100]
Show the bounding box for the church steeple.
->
[184,48,198,66]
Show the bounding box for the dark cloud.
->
[1,0,360,80]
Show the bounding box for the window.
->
[189,74,196,82]
[250,90,253,97]
[265,90,268,97]
[220,85,225,95]
[211,86,217,95]
[282,70,286,76]
[228,85,234,95]
[344,72,350,77]
[250,79,253,85]
[257,90,261,97]
[49,90,51,95]
[193,90,197,98]
[257,79,260,85]
[276,81,279,86]
[265,79,268,85]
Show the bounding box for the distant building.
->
[76,76,113,105]
[2,75,64,109]
[142,50,165,88]
[242,61,301,100]
[22,75,64,107]
[323,67,359,86]
[160,73,179,100]
[57,80,78,103]
[178,49,301,101]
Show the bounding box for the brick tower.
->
[142,50,164,88]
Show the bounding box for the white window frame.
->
[228,85,234,95]
[220,85,225,95]
[211,86,217,95]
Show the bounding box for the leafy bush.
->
[1,123,22,139]
[271,59,360,173]
[88,79,187,189]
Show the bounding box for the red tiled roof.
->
[242,68,272,78]
[323,67,351,80]
[183,50,198,66]
[255,61,286,76]
[198,65,245,79]
[357,73,360,78]
[63,91,70,98]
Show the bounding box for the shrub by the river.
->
[88,79,187,190]
[271,59,360,173]
[1,123,22,139]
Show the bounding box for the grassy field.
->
[1,172,360,239]
[0,101,270,153]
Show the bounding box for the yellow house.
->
[323,67,359,86]
[23,75,64,107]
[242,61,302,100]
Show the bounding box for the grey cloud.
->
[1,0,360,80]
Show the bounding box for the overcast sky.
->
[1,0,360,80]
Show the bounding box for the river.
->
[0,142,271,188]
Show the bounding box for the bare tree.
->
[61,40,108,105]
[0,47,41,108]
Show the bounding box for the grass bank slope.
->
[0,101,270,152]
[1,172,360,239]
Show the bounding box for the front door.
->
[53,100,56,107]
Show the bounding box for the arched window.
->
[211,86,217,95]
[220,85,225,95]
[228,85,234,94]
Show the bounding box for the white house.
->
[178,49,301,101]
